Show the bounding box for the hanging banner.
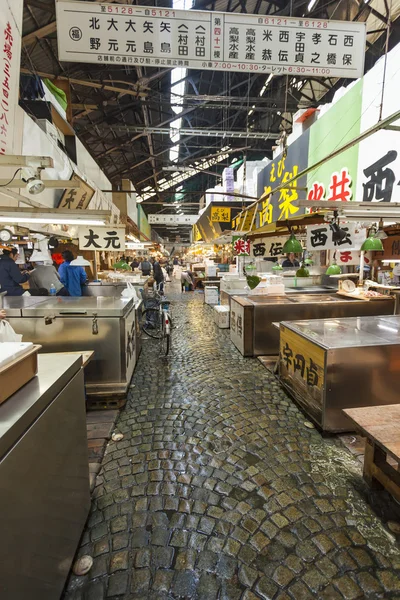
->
[332,250,372,266]
[0,0,23,155]
[306,223,366,251]
[251,236,285,258]
[78,225,126,251]
[56,1,366,78]
[257,130,310,228]
[148,214,197,225]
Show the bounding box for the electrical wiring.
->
[0,168,22,188]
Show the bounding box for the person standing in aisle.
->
[153,257,165,293]
[58,250,88,296]
[0,247,30,295]
[139,256,152,276]
[130,256,139,270]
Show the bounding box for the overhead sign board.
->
[58,173,95,210]
[56,1,366,78]
[78,225,126,251]
[148,214,197,225]
[306,223,366,251]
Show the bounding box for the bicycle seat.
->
[161,299,171,305]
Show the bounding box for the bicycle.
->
[140,283,172,356]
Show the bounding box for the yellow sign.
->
[211,206,231,223]
[280,325,325,391]
[232,206,256,231]
[192,224,202,242]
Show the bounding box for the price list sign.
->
[56,1,366,78]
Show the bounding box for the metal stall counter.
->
[83,276,149,297]
[2,295,50,315]
[7,296,142,399]
[0,353,90,600]
[278,316,400,432]
[230,294,395,356]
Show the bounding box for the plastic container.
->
[49,284,57,296]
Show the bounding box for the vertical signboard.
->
[307,80,363,202]
[0,0,23,155]
[257,129,310,227]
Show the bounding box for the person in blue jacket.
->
[58,250,87,296]
[0,247,30,295]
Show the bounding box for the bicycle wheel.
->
[160,318,170,356]
[141,308,163,339]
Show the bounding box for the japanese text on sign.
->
[58,174,95,210]
[280,327,325,392]
[78,225,126,251]
[251,236,285,258]
[56,1,366,78]
[211,206,231,223]
[233,236,250,256]
[306,223,366,251]
[308,168,352,202]
[0,20,13,155]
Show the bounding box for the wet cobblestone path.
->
[66,286,400,599]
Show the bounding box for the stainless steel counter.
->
[0,353,90,599]
[230,293,395,356]
[8,297,141,397]
[2,295,48,317]
[83,278,149,297]
[279,316,400,432]
[221,286,337,308]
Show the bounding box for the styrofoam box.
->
[204,286,219,305]
[214,305,230,328]
[205,265,217,277]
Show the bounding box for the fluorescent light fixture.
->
[248,105,256,116]
[0,207,109,226]
[0,217,105,225]
[308,0,318,10]
[259,74,274,96]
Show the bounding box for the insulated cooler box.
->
[214,305,230,328]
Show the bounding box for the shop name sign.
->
[306,223,366,251]
[251,236,286,258]
[56,1,366,78]
[78,225,126,251]
[148,214,197,225]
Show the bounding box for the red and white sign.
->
[333,250,371,266]
[0,0,23,155]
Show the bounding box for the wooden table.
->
[344,404,400,502]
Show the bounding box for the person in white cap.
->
[29,254,69,296]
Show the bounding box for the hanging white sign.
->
[333,249,372,267]
[306,223,366,251]
[148,214,197,225]
[56,1,366,78]
[78,225,126,251]
[251,236,286,258]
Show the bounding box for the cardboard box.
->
[0,344,40,405]
[214,305,230,328]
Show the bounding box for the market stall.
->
[7,297,141,399]
[278,316,400,432]
[0,353,90,599]
[230,293,394,356]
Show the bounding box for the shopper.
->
[282,253,300,268]
[130,257,139,270]
[153,258,165,293]
[139,257,152,276]
[30,259,69,296]
[0,247,31,296]
[58,250,88,296]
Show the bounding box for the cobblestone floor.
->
[65,285,400,600]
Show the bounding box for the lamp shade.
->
[282,232,303,254]
[70,255,91,266]
[326,263,342,275]
[361,233,384,251]
[30,249,52,262]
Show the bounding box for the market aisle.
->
[65,284,400,600]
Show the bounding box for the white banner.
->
[79,225,126,251]
[148,214,197,225]
[331,250,372,267]
[0,0,23,155]
[56,1,366,78]
[251,236,285,258]
[306,223,366,251]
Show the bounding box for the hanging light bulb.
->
[361,226,384,251]
[376,219,388,240]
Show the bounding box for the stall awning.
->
[247,211,329,239]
